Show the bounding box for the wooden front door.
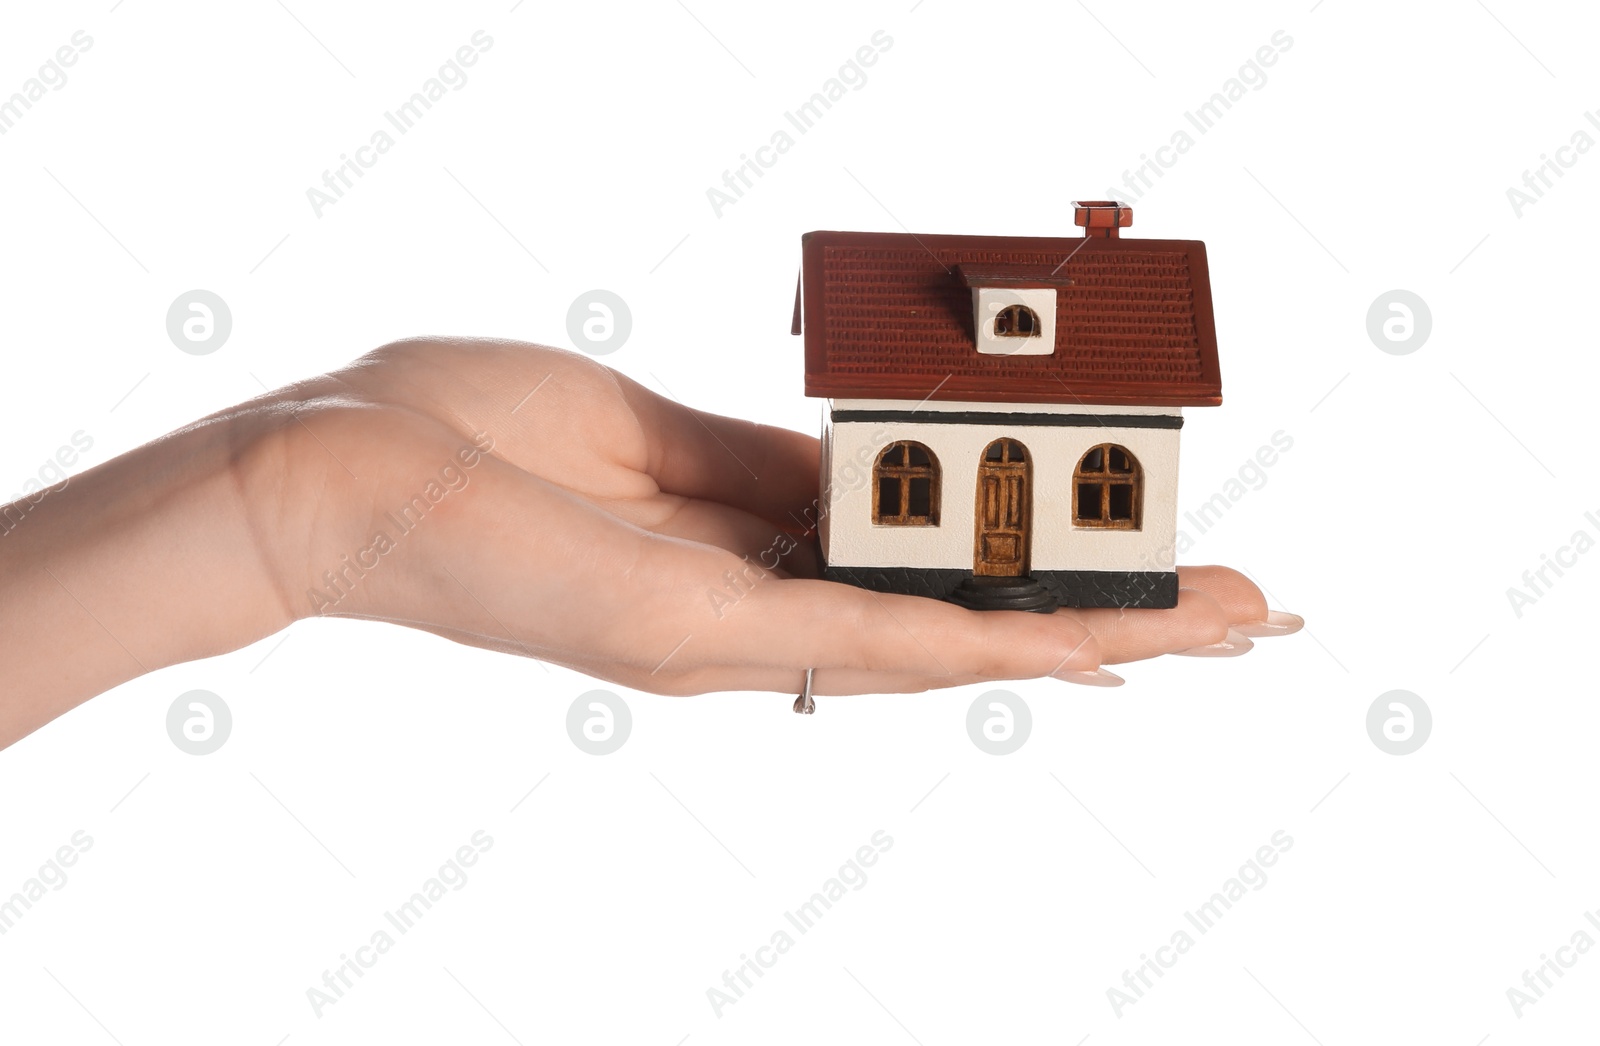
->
[974,438,1030,576]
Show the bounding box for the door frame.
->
[973,437,1031,577]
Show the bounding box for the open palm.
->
[230,338,1299,698]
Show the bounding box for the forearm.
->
[0,413,295,747]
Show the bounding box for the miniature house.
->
[793,201,1222,612]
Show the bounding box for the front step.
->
[946,575,1059,613]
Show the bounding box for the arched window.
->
[874,441,940,525]
[1073,444,1142,529]
[983,438,1028,464]
[993,304,1040,338]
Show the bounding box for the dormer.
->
[955,266,1065,357]
[953,201,1134,359]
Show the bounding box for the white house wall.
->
[822,406,1181,574]
[816,408,833,554]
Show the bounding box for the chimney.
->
[1073,200,1132,238]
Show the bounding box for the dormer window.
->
[963,284,1057,356]
[994,304,1040,338]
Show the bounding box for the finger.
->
[1174,565,1269,624]
[392,618,1101,699]
[634,665,996,697]
[704,577,1103,681]
[646,663,1125,697]
[376,600,1100,698]
[622,495,820,578]
[612,370,822,529]
[1070,587,1233,665]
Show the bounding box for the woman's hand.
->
[0,337,1301,748]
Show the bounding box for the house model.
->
[793,201,1222,613]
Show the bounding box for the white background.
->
[2,0,1596,1042]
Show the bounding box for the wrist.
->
[0,410,296,743]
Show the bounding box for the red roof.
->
[795,230,1222,407]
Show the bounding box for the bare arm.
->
[0,338,1300,750]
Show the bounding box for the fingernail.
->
[1054,668,1125,687]
[1233,611,1305,638]
[1174,629,1255,657]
